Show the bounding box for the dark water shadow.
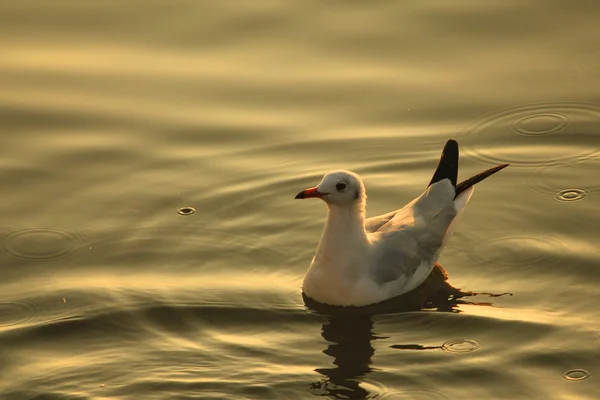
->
[304,264,509,399]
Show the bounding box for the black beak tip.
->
[294,191,306,199]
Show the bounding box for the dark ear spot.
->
[336,182,347,191]
[354,191,360,199]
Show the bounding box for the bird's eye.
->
[336,182,347,191]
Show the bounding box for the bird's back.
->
[367,179,460,293]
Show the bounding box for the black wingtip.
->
[429,139,459,188]
[454,163,509,198]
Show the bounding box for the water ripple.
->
[562,369,590,381]
[526,162,600,201]
[553,189,588,202]
[441,338,480,353]
[176,206,196,216]
[467,234,567,271]
[511,112,568,137]
[0,228,82,262]
[0,300,36,330]
[460,102,600,167]
[357,379,452,400]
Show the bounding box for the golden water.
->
[1,1,599,399]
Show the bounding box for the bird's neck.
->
[303,201,371,305]
[315,203,368,262]
[325,202,366,230]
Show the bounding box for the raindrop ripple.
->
[177,207,196,216]
[526,162,600,200]
[562,369,590,381]
[511,112,568,136]
[461,102,600,167]
[0,301,36,329]
[442,338,480,353]
[0,228,82,262]
[554,189,588,202]
[467,234,567,271]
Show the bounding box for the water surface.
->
[1,1,600,399]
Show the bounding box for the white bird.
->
[295,139,508,307]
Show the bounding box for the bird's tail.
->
[429,139,508,199]
[428,139,458,188]
[455,164,509,198]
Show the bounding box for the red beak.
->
[295,186,325,199]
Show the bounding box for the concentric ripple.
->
[562,369,590,381]
[0,228,82,262]
[460,102,600,167]
[441,338,480,353]
[176,207,196,216]
[467,234,567,271]
[0,301,36,330]
[511,113,568,136]
[553,189,588,202]
[526,161,600,201]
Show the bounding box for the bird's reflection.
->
[305,263,508,399]
[309,313,376,398]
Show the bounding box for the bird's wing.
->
[369,180,458,288]
[365,211,397,233]
[365,139,458,234]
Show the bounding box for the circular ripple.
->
[554,189,588,202]
[460,102,600,167]
[563,369,590,381]
[441,338,480,353]
[177,207,196,216]
[526,161,600,200]
[0,228,82,262]
[467,234,567,271]
[0,301,36,329]
[511,113,568,136]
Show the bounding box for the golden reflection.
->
[304,264,505,398]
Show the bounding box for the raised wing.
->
[369,180,457,286]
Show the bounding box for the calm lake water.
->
[1,1,600,399]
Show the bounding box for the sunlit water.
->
[1,1,599,399]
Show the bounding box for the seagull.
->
[294,139,508,307]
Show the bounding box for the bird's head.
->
[295,170,366,206]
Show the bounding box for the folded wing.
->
[369,179,457,287]
[365,139,459,233]
[365,139,508,293]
